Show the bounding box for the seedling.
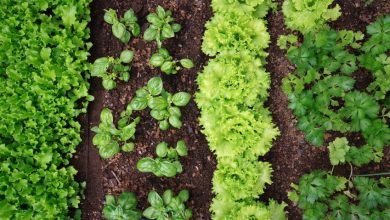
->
[103,192,141,220]
[143,190,192,220]
[91,50,134,90]
[130,77,191,130]
[137,140,188,177]
[91,107,140,159]
[150,48,194,75]
[144,6,182,48]
[104,8,140,43]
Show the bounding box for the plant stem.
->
[354,172,390,177]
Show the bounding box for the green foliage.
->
[150,48,194,75]
[197,0,286,218]
[130,77,191,130]
[92,50,134,90]
[282,0,341,33]
[103,192,142,220]
[143,190,192,220]
[280,26,389,165]
[137,140,188,177]
[211,0,276,18]
[91,107,140,159]
[104,8,140,43]
[0,0,93,218]
[359,15,390,100]
[289,171,390,220]
[144,6,182,48]
[202,13,270,56]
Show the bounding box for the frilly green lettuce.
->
[282,0,341,33]
[211,0,276,18]
[196,51,270,110]
[202,13,270,56]
[213,157,273,200]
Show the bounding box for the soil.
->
[72,0,390,219]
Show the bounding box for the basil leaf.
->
[103,9,117,25]
[148,96,168,110]
[130,97,148,110]
[92,133,111,147]
[178,190,189,202]
[147,77,163,96]
[168,107,181,117]
[120,50,134,63]
[102,78,116,90]
[100,108,114,124]
[169,115,182,128]
[172,23,182,32]
[99,141,120,159]
[159,161,177,177]
[159,120,169,130]
[148,191,164,207]
[143,207,160,219]
[137,157,156,172]
[150,109,168,121]
[162,190,173,205]
[144,27,157,41]
[122,143,135,152]
[162,24,174,39]
[176,140,188,156]
[156,142,168,157]
[112,22,126,39]
[172,92,191,106]
[92,57,110,76]
[180,59,194,69]
[150,53,165,67]
[118,192,138,210]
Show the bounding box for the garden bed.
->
[72,0,390,219]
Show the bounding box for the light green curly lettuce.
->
[211,197,287,220]
[213,156,273,200]
[199,105,279,158]
[211,0,276,18]
[196,51,270,110]
[282,0,341,33]
[202,13,270,56]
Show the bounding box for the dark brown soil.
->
[72,0,390,219]
[263,0,390,219]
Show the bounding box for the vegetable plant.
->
[103,192,142,220]
[143,189,192,220]
[282,0,341,33]
[144,6,182,48]
[150,48,194,75]
[289,171,390,220]
[92,107,140,159]
[104,8,141,43]
[137,140,188,177]
[130,77,191,130]
[91,50,134,90]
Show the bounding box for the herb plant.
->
[104,8,141,43]
[137,140,188,177]
[289,171,390,220]
[282,0,341,33]
[144,6,182,48]
[92,107,140,159]
[91,50,134,90]
[103,192,142,220]
[150,48,194,75]
[130,77,191,130]
[143,190,192,220]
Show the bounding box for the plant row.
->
[91,6,195,220]
[280,1,390,219]
[0,0,93,219]
[196,0,287,219]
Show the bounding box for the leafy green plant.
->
[143,190,192,220]
[91,107,140,159]
[130,77,191,130]
[91,50,134,90]
[282,0,341,33]
[0,0,93,218]
[103,192,142,220]
[211,0,276,18]
[150,48,194,75]
[137,140,188,177]
[104,8,140,43]
[289,171,390,220]
[144,6,182,48]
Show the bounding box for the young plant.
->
[289,171,390,220]
[91,50,134,90]
[91,107,140,159]
[104,8,141,43]
[137,140,188,177]
[103,192,142,220]
[143,190,192,220]
[143,6,182,48]
[150,48,194,75]
[130,77,191,130]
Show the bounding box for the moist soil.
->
[72,0,390,219]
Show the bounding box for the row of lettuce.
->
[0,0,92,219]
[196,0,287,219]
[281,1,390,219]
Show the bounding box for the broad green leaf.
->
[175,140,188,156]
[156,142,168,157]
[172,92,191,106]
[148,97,168,110]
[112,22,127,40]
[180,59,194,69]
[147,77,163,96]
[137,157,156,172]
[148,191,164,207]
[120,50,134,63]
[99,141,120,159]
[169,115,182,128]
[122,143,135,152]
[130,97,148,110]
